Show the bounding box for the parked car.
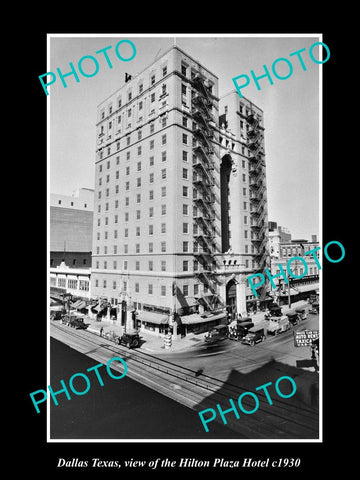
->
[242,327,266,346]
[295,307,308,321]
[228,320,254,341]
[50,310,64,321]
[266,315,291,335]
[116,332,140,349]
[309,302,319,314]
[69,317,87,330]
[286,311,300,326]
[204,324,229,344]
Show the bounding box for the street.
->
[157,314,319,380]
[50,311,319,439]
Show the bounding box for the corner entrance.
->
[226,279,237,320]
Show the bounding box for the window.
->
[161,285,166,296]
[182,168,188,179]
[151,92,155,103]
[135,261,140,271]
[136,210,141,220]
[161,134,167,145]
[182,116,188,127]
[194,284,199,295]
[136,243,140,253]
[182,133,188,144]
[183,223,189,234]
[150,140,154,150]
[161,151,166,162]
[148,261,153,271]
[136,193,141,203]
[148,284,153,294]
[137,177,141,187]
[150,123,155,134]
[148,242,153,253]
[124,244,128,254]
[183,260,189,272]
[125,196,129,206]
[181,64,187,76]
[161,241,166,252]
[125,212,129,222]
[162,66,167,77]
[161,204,166,215]
[181,84,187,95]
[151,74,155,85]
[183,186,189,197]
[149,172,154,183]
[149,224,154,235]
[161,186,166,197]
[183,204,189,215]
[137,146,142,156]
[183,285,189,296]
[161,260,166,271]
[149,206,154,217]
[182,151,188,162]
[183,241,189,252]
[125,181,130,190]
[103,280,107,288]
[161,223,166,233]
[135,283,140,293]
[124,228,128,237]
[149,156,154,166]
[124,260,128,270]
[149,190,154,200]
[161,168,166,179]
[136,226,140,236]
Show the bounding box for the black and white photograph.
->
[21,27,351,475]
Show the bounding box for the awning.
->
[76,301,87,309]
[279,288,299,296]
[137,311,169,325]
[180,312,226,325]
[293,283,319,293]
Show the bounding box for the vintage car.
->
[204,324,229,344]
[228,320,254,341]
[268,305,283,317]
[266,315,291,335]
[295,307,308,321]
[116,332,140,349]
[309,302,319,314]
[286,310,300,326]
[241,327,266,347]
[68,316,87,329]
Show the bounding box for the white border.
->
[46,32,323,444]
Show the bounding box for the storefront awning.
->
[294,283,319,293]
[180,312,226,325]
[137,311,169,325]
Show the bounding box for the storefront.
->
[180,312,227,335]
[137,311,170,336]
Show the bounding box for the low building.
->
[270,233,320,304]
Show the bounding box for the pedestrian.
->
[100,327,103,337]
[311,342,316,360]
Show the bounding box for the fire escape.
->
[191,71,224,313]
[247,110,270,300]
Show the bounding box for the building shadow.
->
[195,358,319,440]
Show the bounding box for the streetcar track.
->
[50,321,319,437]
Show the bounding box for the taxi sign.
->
[294,329,319,347]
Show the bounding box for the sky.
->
[49,34,321,241]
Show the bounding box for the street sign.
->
[293,329,319,347]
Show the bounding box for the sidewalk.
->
[82,315,206,353]
[73,298,311,355]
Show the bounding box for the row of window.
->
[94,279,206,297]
[280,245,320,258]
[50,277,89,291]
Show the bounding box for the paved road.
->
[156,314,319,380]
[50,337,242,440]
[50,316,319,440]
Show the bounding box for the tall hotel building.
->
[91,45,270,336]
